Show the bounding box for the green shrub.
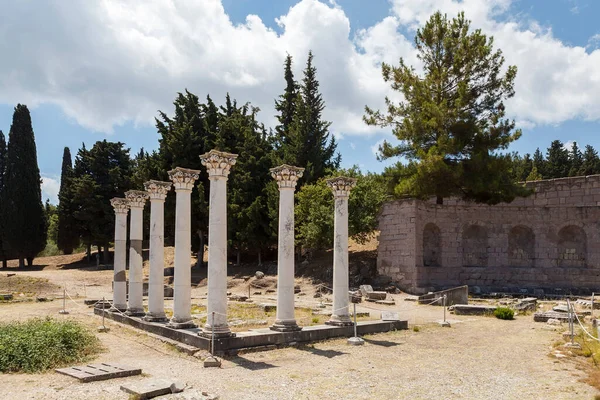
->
[0,317,102,373]
[494,307,514,320]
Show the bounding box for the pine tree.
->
[0,105,47,267]
[156,91,218,265]
[0,131,7,268]
[57,147,79,254]
[364,12,527,204]
[580,145,600,176]
[568,142,583,177]
[71,140,133,262]
[545,140,570,178]
[223,103,273,264]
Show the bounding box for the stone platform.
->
[94,308,407,355]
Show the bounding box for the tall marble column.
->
[125,190,149,317]
[200,150,237,337]
[143,180,172,322]
[326,177,357,326]
[270,165,304,332]
[110,198,129,311]
[167,168,200,329]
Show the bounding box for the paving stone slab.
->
[121,379,177,399]
[55,363,141,382]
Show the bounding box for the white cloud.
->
[371,139,385,156]
[388,0,600,127]
[563,140,575,151]
[588,33,600,50]
[41,175,60,205]
[0,0,599,141]
[349,142,356,150]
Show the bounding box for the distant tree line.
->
[510,140,600,182]
[0,51,387,267]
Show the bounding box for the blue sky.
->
[1,0,599,203]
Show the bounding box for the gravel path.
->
[0,296,597,400]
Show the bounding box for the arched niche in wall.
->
[508,225,535,267]
[462,224,488,267]
[557,225,587,267]
[422,223,441,267]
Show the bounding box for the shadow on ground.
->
[227,356,278,371]
[362,337,400,347]
[296,345,347,358]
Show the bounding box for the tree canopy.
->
[0,105,47,266]
[364,11,527,204]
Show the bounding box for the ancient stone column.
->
[270,165,304,332]
[326,177,357,326]
[125,190,149,317]
[110,198,129,311]
[167,168,200,329]
[200,150,237,337]
[143,180,172,322]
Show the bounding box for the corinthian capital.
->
[200,150,238,178]
[168,167,200,191]
[125,190,149,208]
[111,198,129,214]
[144,180,172,200]
[270,164,304,189]
[326,176,357,197]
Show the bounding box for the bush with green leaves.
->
[295,166,389,249]
[0,317,101,373]
[494,307,514,320]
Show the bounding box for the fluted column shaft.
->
[270,164,304,332]
[200,150,237,338]
[143,180,171,322]
[111,198,129,311]
[326,177,356,326]
[125,191,148,317]
[167,168,199,329]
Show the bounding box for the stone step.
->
[56,363,141,383]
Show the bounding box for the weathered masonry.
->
[377,175,600,295]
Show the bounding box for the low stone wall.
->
[95,308,407,354]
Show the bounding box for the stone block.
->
[121,379,177,398]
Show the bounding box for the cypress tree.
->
[545,140,570,178]
[287,51,340,185]
[57,147,79,254]
[1,105,47,267]
[580,145,600,176]
[0,131,7,268]
[568,142,583,177]
[273,54,299,160]
[533,148,546,178]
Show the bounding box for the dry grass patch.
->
[0,275,59,297]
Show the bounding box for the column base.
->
[166,317,197,330]
[325,315,353,326]
[142,313,168,323]
[200,324,234,338]
[125,308,146,317]
[270,320,302,332]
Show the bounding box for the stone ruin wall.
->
[377,175,600,295]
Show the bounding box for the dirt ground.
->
[1,251,600,399]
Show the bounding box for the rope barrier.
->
[573,311,600,342]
